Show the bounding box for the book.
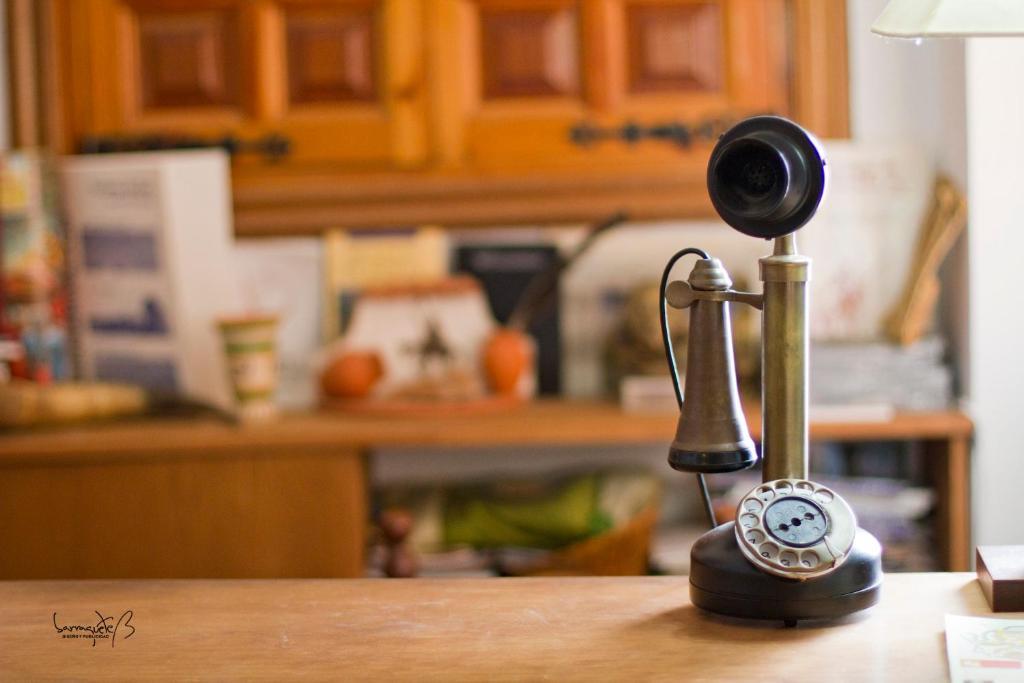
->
[454,244,561,395]
[62,150,242,409]
[322,227,449,340]
[0,152,72,382]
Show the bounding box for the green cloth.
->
[443,474,613,549]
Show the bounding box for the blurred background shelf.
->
[0,399,972,457]
[0,400,972,578]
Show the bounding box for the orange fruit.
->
[321,351,384,399]
[482,328,532,396]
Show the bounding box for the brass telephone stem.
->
[759,233,810,482]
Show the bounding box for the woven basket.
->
[507,505,658,577]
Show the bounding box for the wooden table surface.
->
[0,573,1000,681]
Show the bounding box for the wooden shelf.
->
[0,399,975,574]
[0,399,973,464]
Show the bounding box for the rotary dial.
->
[734,478,858,580]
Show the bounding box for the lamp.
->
[872,0,1024,38]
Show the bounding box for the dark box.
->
[976,546,1024,612]
[454,245,560,395]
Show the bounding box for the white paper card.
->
[63,150,241,409]
[946,614,1024,682]
[801,141,933,341]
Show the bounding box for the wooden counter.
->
[0,573,991,681]
[0,401,974,578]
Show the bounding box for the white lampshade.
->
[872,0,1024,37]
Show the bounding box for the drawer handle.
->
[569,118,740,149]
[77,133,292,163]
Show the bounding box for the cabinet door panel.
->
[114,0,249,128]
[263,0,426,168]
[136,8,242,109]
[480,4,581,99]
[285,4,378,104]
[625,1,722,95]
[272,0,421,168]
[614,0,788,116]
[432,0,591,170]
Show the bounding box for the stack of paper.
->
[811,336,953,411]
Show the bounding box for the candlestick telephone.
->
[660,116,882,624]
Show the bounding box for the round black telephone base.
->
[688,522,883,624]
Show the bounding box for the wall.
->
[849,4,1024,548]
[965,39,1024,546]
[849,2,1024,549]
[847,0,969,396]
[850,2,1015,552]
[848,0,967,185]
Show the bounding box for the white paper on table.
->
[946,614,1024,682]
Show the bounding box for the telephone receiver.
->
[661,116,882,624]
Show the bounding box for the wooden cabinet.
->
[57,0,426,170]
[37,0,848,233]
[432,0,788,173]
